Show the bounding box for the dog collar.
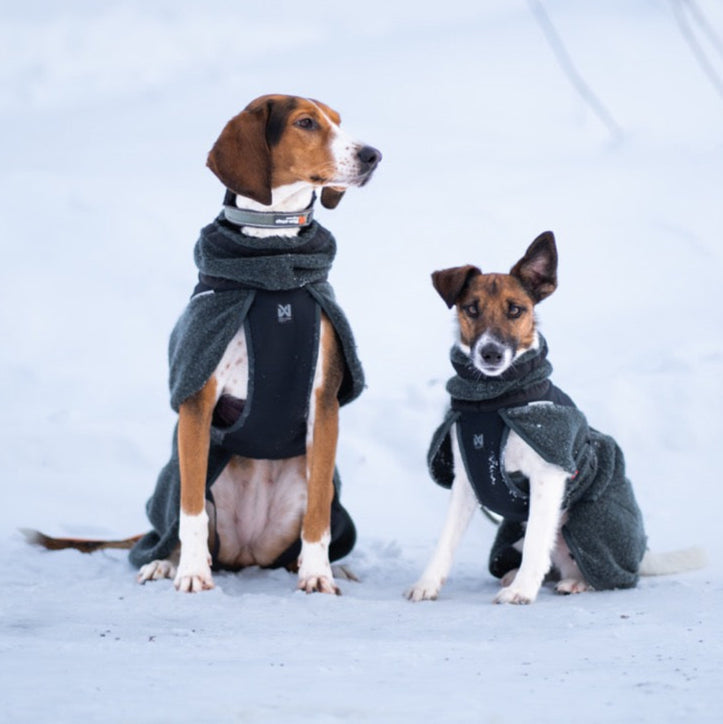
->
[222,194,315,230]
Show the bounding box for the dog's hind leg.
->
[550,517,592,594]
[406,431,479,601]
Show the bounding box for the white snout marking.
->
[470,333,515,376]
[468,331,541,376]
[310,103,372,187]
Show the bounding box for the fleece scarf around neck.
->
[445,337,554,408]
[166,218,364,411]
[194,216,337,290]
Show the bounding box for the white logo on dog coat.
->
[277,304,293,323]
[473,433,485,450]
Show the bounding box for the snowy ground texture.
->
[2,1,723,722]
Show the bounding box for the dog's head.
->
[206,94,381,208]
[432,231,558,376]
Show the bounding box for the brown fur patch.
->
[206,102,273,204]
[268,98,341,189]
[302,315,343,544]
[455,273,537,351]
[178,377,218,516]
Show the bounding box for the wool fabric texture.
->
[169,217,364,410]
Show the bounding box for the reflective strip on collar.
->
[222,203,315,229]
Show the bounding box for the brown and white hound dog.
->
[26,95,380,595]
[141,95,381,594]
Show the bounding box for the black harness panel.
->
[453,382,575,521]
[212,288,320,460]
[456,408,529,521]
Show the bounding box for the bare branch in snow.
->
[527,0,623,142]
[672,0,723,100]
[684,0,723,60]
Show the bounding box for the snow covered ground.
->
[1,1,722,721]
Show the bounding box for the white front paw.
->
[174,559,214,593]
[297,556,339,594]
[494,583,539,605]
[406,577,443,602]
[298,535,339,595]
[176,510,214,592]
[297,573,340,595]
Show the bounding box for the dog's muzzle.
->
[472,338,514,376]
[356,145,382,184]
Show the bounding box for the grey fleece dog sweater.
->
[129,216,363,568]
[428,339,647,591]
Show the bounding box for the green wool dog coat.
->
[129,216,363,569]
[428,339,647,591]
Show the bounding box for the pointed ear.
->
[431,265,482,308]
[320,187,346,209]
[206,101,273,205]
[510,231,558,303]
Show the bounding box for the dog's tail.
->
[639,546,707,577]
[21,528,143,553]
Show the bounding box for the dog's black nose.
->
[357,145,382,170]
[479,343,504,366]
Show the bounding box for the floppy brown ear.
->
[431,265,482,308]
[320,187,346,209]
[206,102,273,205]
[510,231,558,303]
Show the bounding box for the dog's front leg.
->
[175,378,217,592]
[495,431,567,604]
[407,430,478,601]
[298,317,343,595]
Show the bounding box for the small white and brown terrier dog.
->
[407,232,704,604]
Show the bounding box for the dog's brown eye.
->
[507,303,525,319]
[462,301,479,319]
[295,117,318,130]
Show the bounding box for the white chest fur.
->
[213,325,249,400]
